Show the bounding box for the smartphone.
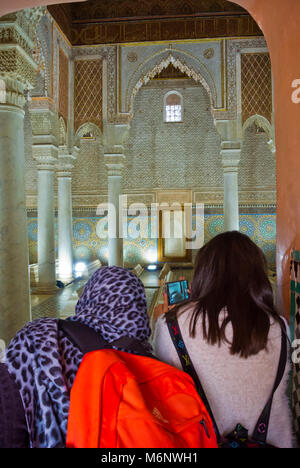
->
[166,280,190,306]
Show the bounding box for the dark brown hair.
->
[167,231,284,359]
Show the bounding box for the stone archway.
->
[126,50,218,118]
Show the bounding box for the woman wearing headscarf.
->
[4,266,152,448]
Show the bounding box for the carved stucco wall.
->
[122,80,275,197]
[124,81,222,191]
[72,139,105,196]
[24,103,37,196]
[239,124,276,191]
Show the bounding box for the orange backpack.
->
[59,320,218,449]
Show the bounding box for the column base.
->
[32,284,59,295]
[57,276,74,285]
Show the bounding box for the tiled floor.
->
[30,267,194,321]
[31,279,87,321]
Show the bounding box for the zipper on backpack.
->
[200,419,210,439]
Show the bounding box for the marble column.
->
[221,142,241,232]
[34,152,58,293]
[105,155,125,267]
[0,103,31,342]
[103,123,129,267]
[57,147,77,283]
[0,8,44,343]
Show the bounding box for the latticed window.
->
[164,92,183,122]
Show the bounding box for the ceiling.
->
[47,0,261,45]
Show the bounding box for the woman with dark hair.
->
[153,231,294,448]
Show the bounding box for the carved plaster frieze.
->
[127,52,216,119]
[0,7,46,107]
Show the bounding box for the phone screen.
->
[166,280,190,306]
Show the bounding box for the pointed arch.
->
[126,51,218,118]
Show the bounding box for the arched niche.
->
[125,51,218,119]
[243,114,275,155]
[74,122,102,148]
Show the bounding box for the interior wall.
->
[124,81,222,191]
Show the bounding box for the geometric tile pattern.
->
[74,59,103,132]
[28,213,277,268]
[202,214,276,267]
[290,250,300,447]
[59,48,69,123]
[241,53,272,125]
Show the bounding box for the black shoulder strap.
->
[58,319,154,358]
[166,315,288,445]
[251,321,288,443]
[166,316,221,441]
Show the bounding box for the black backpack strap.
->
[166,316,221,442]
[58,319,154,358]
[252,323,288,444]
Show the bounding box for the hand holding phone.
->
[166,280,190,306]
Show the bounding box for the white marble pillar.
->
[105,155,125,267]
[103,123,129,267]
[0,104,31,342]
[221,142,241,232]
[0,7,45,342]
[57,148,76,283]
[34,151,58,293]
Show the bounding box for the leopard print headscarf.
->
[5,267,151,448]
[72,266,151,344]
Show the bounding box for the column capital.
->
[33,145,58,170]
[221,141,241,171]
[57,145,78,176]
[104,153,126,176]
[0,8,46,108]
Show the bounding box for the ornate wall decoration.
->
[74,58,103,132]
[74,122,102,146]
[27,212,276,268]
[241,52,272,125]
[58,48,69,123]
[69,16,261,46]
[72,46,116,123]
[225,37,267,121]
[127,52,138,63]
[59,116,67,146]
[204,213,276,266]
[69,0,246,21]
[48,0,261,46]
[203,48,214,59]
[126,52,217,116]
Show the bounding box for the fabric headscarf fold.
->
[72,266,151,346]
[5,267,152,448]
